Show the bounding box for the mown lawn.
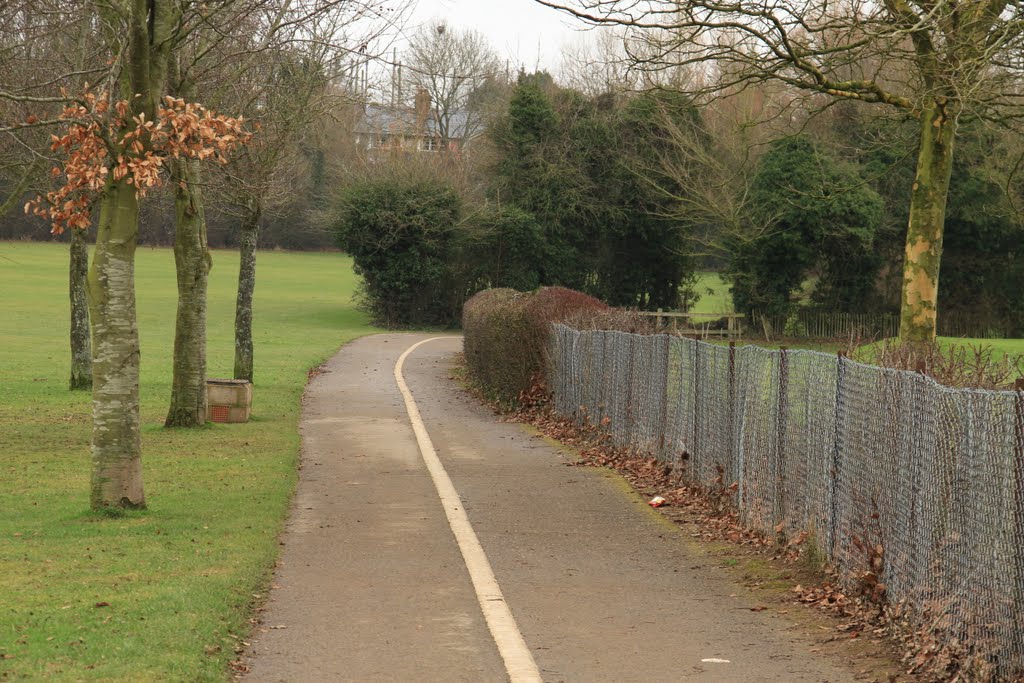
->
[0,241,375,681]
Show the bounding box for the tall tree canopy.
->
[487,75,699,309]
[536,0,1024,341]
[728,136,884,318]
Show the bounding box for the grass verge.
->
[0,241,375,681]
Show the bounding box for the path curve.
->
[242,333,877,682]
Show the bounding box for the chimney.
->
[414,87,431,130]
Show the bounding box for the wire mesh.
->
[548,324,1024,676]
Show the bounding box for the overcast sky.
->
[398,0,594,75]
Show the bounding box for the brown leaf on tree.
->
[25,86,253,234]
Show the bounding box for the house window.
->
[421,136,439,152]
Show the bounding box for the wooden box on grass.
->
[206,379,252,423]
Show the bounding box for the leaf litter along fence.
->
[549,324,1024,677]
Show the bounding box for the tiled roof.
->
[353,104,475,140]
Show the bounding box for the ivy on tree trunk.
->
[165,156,211,427]
[234,199,261,382]
[69,229,92,391]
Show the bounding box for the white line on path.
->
[395,337,543,683]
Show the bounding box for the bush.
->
[335,176,463,327]
[463,286,607,403]
[460,205,544,292]
[848,338,1024,390]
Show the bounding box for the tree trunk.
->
[234,199,261,382]
[69,229,92,390]
[83,0,176,510]
[88,179,144,509]
[899,97,958,343]
[165,157,211,427]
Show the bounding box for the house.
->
[353,88,475,157]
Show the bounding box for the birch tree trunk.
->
[899,97,958,343]
[69,229,92,390]
[165,156,211,426]
[234,199,261,382]
[88,179,144,508]
[87,0,177,509]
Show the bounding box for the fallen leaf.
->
[94,602,110,608]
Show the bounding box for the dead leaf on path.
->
[750,606,768,612]
[269,625,287,630]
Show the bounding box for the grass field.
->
[938,337,1024,360]
[0,241,376,681]
[689,272,733,315]
[687,272,1022,363]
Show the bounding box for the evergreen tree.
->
[728,136,884,318]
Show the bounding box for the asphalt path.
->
[242,334,865,683]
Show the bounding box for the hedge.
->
[462,287,608,403]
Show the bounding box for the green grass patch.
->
[855,336,1024,363]
[937,337,1024,361]
[689,272,733,315]
[0,241,376,681]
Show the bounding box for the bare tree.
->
[559,28,641,96]
[653,89,782,262]
[159,0,406,424]
[406,21,501,149]
[212,3,405,384]
[0,0,105,391]
[536,0,1024,341]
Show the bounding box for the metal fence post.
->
[728,341,736,474]
[908,360,928,572]
[1013,378,1024,642]
[776,346,789,528]
[621,334,633,447]
[692,340,701,473]
[828,351,846,558]
[658,334,671,459]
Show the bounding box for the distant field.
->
[0,242,376,681]
[689,272,733,315]
[684,273,1021,366]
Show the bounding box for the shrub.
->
[335,176,462,327]
[463,286,607,404]
[460,205,544,292]
[848,338,1024,390]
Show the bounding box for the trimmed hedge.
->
[462,286,607,403]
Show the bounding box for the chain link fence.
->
[549,324,1024,677]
